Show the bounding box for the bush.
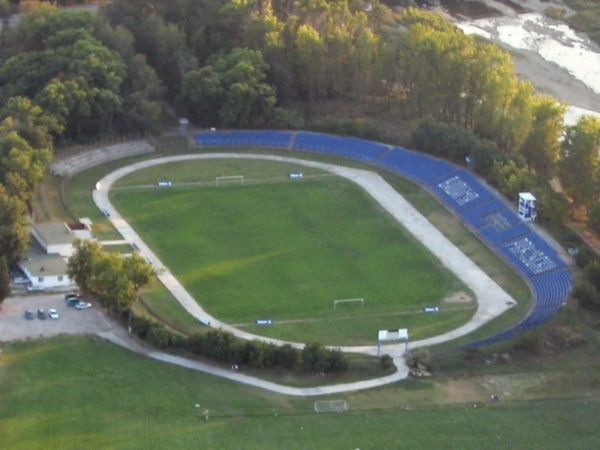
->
[274,344,299,369]
[380,354,396,373]
[547,326,586,349]
[462,347,484,364]
[511,330,543,355]
[405,349,431,370]
[573,281,600,312]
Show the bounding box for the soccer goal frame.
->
[314,400,348,413]
[215,175,244,186]
[333,298,364,310]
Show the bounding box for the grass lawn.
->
[2,336,600,450]
[110,170,472,346]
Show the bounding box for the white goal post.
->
[333,298,364,310]
[215,175,244,186]
[314,400,348,413]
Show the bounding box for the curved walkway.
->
[93,153,516,395]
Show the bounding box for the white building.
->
[19,253,71,289]
[17,222,86,290]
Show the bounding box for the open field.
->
[110,165,473,345]
[2,336,600,450]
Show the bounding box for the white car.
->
[48,309,59,319]
[75,302,92,310]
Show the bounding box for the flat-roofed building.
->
[30,223,76,257]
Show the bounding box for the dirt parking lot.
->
[0,293,113,342]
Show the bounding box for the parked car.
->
[74,302,92,310]
[24,310,34,320]
[66,297,82,307]
[13,276,28,284]
[37,309,46,320]
[48,309,59,320]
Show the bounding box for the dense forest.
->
[3,0,600,308]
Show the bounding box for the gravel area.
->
[0,293,112,342]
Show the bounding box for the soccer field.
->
[110,160,475,345]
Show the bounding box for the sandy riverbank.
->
[445,0,600,121]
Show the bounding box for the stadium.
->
[93,130,571,359]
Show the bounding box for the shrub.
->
[462,347,484,363]
[573,281,600,312]
[274,344,299,369]
[511,330,543,355]
[380,354,396,373]
[405,349,431,370]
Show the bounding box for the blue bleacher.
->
[428,170,496,212]
[374,147,455,184]
[292,132,387,162]
[459,199,508,229]
[477,221,532,247]
[195,131,293,148]
[530,269,572,308]
[499,234,565,277]
[517,306,562,331]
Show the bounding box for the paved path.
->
[92,153,517,394]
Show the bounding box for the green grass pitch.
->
[110,160,474,345]
[2,336,600,450]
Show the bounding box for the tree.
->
[88,252,137,314]
[560,115,600,209]
[520,96,565,176]
[0,184,29,266]
[584,260,600,293]
[182,47,277,127]
[300,340,328,372]
[0,256,11,307]
[122,251,154,292]
[66,238,103,294]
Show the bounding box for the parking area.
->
[0,294,112,342]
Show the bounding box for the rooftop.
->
[32,223,76,247]
[20,253,68,277]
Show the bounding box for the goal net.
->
[215,175,244,186]
[333,298,364,310]
[314,400,348,413]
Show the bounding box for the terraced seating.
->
[428,170,495,212]
[477,221,532,247]
[374,147,455,183]
[517,305,561,331]
[499,235,563,277]
[530,269,572,308]
[459,199,508,229]
[292,132,388,162]
[195,130,293,148]
[50,140,155,177]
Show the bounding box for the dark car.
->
[37,309,46,320]
[66,297,82,307]
[24,310,34,320]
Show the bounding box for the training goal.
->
[333,298,364,310]
[215,175,244,186]
[314,400,348,413]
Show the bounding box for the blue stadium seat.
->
[292,132,388,162]
[195,131,293,148]
[374,147,455,184]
